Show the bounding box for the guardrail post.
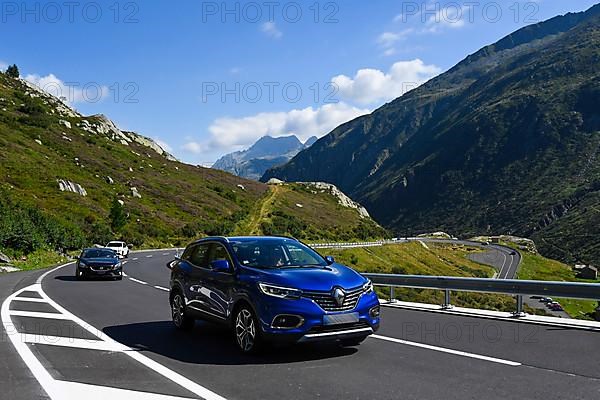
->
[513,295,526,317]
[389,286,397,303]
[442,289,453,310]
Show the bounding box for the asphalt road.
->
[2,250,600,400]
[415,239,521,279]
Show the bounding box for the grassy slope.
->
[0,73,388,270]
[326,242,597,318]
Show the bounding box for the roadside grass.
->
[517,251,599,320]
[11,249,69,271]
[325,242,524,312]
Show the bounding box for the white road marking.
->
[499,251,508,279]
[21,335,128,352]
[129,278,148,285]
[122,272,128,277]
[7,310,70,320]
[154,286,170,292]
[12,297,49,303]
[52,380,198,400]
[371,334,521,366]
[162,253,170,256]
[133,258,139,261]
[146,255,153,258]
[6,256,229,399]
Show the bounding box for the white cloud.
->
[424,4,468,33]
[331,59,441,105]
[185,102,369,158]
[0,61,8,71]
[377,29,414,56]
[24,73,109,105]
[260,21,282,39]
[182,141,204,154]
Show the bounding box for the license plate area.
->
[323,312,359,325]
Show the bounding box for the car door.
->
[203,243,236,319]
[183,243,212,315]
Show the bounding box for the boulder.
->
[267,178,284,185]
[0,251,11,264]
[59,119,72,129]
[131,187,142,199]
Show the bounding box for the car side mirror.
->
[325,256,335,265]
[210,259,231,273]
[166,259,178,270]
[127,244,133,249]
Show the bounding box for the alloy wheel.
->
[235,308,256,352]
[172,294,185,327]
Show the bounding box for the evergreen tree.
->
[6,64,19,78]
[109,198,127,232]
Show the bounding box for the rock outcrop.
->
[57,180,87,196]
[300,182,370,218]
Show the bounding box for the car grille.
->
[89,264,115,271]
[302,286,364,312]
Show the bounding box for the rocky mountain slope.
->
[213,135,317,180]
[263,4,600,265]
[0,72,386,260]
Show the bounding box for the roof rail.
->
[197,236,230,243]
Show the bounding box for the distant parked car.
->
[549,303,563,311]
[510,251,517,255]
[105,241,130,258]
[540,297,553,303]
[530,295,543,300]
[76,248,123,280]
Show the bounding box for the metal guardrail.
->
[363,274,600,316]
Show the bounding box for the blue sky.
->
[2,0,598,164]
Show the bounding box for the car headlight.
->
[363,279,374,294]
[258,283,302,299]
[115,262,122,268]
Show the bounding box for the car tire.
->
[170,292,194,330]
[340,336,368,347]
[233,304,262,354]
[75,267,84,281]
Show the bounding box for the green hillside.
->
[263,4,600,266]
[0,72,387,266]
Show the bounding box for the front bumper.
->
[81,266,122,278]
[257,291,380,344]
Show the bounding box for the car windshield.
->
[83,249,117,259]
[107,242,123,247]
[230,239,327,269]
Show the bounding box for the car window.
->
[189,244,210,268]
[107,242,122,247]
[83,249,117,258]
[230,239,326,269]
[208,244,233,270]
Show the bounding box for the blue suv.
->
[168,236,380,353]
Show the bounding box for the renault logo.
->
[332,287,346,306]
